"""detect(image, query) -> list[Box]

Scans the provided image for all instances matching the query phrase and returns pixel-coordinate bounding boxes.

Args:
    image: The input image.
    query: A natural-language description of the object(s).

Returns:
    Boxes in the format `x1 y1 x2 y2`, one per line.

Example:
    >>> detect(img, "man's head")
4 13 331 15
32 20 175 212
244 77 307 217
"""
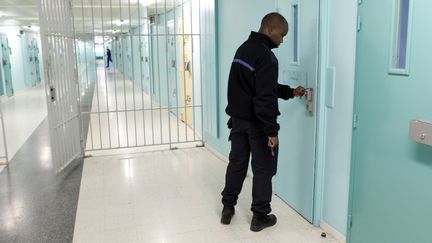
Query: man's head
259 12 289 47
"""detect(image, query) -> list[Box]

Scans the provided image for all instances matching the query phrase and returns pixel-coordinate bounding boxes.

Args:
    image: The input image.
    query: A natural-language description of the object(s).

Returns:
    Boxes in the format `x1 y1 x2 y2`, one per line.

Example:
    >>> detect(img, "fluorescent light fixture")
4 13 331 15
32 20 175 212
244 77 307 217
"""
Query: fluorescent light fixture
113 19 129 26
140 0 152 7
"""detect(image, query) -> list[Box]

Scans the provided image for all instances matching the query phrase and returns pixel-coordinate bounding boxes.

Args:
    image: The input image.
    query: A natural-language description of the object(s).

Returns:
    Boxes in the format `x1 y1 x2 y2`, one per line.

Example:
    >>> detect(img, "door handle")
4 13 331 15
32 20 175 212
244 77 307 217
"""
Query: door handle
305 88 313 114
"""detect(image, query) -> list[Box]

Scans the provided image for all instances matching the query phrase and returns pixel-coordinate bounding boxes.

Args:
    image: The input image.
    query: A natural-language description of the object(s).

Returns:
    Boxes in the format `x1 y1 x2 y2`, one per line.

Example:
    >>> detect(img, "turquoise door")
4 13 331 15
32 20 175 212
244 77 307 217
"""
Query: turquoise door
274 0 319 222
32 39 42 84
1 34 13 97
167 21 177 113
140 35 151 94
349 1 432 242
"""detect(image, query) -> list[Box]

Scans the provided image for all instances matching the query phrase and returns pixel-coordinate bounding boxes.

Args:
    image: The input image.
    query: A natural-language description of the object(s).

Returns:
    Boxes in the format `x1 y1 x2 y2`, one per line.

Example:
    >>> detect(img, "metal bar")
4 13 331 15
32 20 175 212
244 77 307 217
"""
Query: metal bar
198 0 204 143
100 0 112 149
109 0 121 148
81 0 94 150
128 0 138 147
155 0 164 145
137 2 147 146
164 0 173 148
81 105 203 114
189 0 197 141
74 33 202 37
173 0 180 143
146 3 155 145
90 0 103 149
119 0 130 147
181 0 188 142
86 140 202 152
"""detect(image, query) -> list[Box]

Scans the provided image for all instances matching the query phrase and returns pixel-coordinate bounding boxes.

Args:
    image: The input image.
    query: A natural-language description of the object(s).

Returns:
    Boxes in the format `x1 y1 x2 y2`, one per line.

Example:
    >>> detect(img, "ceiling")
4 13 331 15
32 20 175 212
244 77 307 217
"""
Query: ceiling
0 0 184 34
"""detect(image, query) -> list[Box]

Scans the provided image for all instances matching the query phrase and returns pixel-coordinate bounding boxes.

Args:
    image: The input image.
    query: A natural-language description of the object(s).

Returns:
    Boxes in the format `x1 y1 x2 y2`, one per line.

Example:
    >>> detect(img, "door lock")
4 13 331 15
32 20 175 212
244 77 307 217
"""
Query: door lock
305 88 313 114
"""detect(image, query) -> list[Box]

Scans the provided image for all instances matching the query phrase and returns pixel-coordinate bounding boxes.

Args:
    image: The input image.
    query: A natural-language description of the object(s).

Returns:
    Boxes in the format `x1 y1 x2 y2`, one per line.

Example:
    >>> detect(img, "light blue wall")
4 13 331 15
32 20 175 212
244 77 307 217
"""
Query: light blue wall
204 0 276 156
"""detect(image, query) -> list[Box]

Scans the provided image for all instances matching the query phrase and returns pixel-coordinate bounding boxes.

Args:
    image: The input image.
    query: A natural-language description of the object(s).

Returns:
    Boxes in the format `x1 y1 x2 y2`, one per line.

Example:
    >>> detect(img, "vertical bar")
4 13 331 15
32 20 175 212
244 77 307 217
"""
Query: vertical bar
146 3 155 145
180 0 188 141
100 0 112 149
137 1 147 146
81 0 94 151
164 0 172 147
90 0 103 149
155 0 164 144
173 0 180 143
198 0 204 142
119 0 130 147
128 0 138 146
109 0 121 148
189 0 197 141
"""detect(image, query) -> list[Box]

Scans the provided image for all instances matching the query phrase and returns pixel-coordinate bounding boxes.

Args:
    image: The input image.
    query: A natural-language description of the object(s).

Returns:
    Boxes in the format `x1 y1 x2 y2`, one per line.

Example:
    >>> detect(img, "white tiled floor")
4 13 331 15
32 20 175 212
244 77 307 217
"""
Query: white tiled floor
73 148 338 243
0 84 47 172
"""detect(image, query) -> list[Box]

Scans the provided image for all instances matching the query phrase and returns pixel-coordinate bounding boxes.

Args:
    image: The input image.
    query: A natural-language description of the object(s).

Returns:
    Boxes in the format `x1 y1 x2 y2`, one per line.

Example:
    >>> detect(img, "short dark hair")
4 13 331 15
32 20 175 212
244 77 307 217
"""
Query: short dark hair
261 12 288 29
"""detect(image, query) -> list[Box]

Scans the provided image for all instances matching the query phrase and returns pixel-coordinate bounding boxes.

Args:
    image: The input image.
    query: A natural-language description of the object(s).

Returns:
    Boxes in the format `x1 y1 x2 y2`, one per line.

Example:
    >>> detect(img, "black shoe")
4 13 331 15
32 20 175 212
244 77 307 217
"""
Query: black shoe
220 206 235 225
250 214 277 232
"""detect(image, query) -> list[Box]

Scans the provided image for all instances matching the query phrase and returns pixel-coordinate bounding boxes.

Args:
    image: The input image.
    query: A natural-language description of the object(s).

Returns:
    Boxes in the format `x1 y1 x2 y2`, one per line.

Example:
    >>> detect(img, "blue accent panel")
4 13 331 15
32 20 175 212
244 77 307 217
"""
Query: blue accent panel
232 59 255 72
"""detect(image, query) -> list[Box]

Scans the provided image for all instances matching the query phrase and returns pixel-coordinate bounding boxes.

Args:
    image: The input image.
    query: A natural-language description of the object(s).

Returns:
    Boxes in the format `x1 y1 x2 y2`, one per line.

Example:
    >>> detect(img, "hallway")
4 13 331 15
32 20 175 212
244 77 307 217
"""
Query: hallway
74 147 336 243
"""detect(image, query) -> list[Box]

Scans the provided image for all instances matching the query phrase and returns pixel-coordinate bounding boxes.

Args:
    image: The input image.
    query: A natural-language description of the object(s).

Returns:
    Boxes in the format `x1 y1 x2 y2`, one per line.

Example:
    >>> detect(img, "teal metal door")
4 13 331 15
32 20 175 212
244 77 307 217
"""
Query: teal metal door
349 1 432 242
32 39 42 84
1 34 13 97
167 21 177 113
274 0 319 222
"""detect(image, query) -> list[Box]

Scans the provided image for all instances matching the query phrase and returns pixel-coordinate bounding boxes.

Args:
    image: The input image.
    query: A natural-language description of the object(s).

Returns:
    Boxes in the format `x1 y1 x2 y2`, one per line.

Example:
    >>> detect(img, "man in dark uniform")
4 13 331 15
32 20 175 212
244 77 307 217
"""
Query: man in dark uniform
221 12 306 232
106 47 112 68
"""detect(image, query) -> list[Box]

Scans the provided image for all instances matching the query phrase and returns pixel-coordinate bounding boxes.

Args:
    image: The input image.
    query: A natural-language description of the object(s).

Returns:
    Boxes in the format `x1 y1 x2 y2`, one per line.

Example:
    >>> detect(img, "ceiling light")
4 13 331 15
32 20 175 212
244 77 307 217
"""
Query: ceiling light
113 19 129 26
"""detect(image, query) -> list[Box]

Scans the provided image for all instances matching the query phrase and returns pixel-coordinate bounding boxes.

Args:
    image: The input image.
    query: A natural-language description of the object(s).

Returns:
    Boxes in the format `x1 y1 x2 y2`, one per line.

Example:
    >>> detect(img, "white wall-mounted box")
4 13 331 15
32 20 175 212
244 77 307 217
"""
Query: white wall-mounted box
409 120 432 146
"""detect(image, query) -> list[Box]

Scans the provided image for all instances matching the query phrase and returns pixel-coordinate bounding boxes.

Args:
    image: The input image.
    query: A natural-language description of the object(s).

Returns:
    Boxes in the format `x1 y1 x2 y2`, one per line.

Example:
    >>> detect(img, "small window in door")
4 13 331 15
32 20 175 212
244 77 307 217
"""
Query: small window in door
292 3 299 64
389 0 412 75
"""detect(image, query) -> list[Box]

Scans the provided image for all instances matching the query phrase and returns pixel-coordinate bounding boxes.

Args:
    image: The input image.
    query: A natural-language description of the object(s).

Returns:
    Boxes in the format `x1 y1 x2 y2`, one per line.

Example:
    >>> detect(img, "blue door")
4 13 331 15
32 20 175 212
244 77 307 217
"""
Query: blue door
273 0 320 222
167 20 177 114
32 39 42 84
1 34 13 97
349 1 432 242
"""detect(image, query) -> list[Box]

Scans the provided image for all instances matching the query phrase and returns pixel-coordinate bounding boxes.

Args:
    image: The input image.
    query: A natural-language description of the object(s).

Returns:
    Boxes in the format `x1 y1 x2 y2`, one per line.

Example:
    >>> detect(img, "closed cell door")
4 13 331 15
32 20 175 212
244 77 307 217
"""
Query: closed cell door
348 0 432 242
167 20 177 113
177 18 193 127
32 39 42 83
273 0 319 222
0 34 13 97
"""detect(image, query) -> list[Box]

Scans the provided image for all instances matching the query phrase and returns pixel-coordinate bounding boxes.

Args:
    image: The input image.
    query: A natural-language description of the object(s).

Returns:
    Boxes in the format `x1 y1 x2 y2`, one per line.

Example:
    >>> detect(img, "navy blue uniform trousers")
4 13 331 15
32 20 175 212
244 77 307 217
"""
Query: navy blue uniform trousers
221 118 278 216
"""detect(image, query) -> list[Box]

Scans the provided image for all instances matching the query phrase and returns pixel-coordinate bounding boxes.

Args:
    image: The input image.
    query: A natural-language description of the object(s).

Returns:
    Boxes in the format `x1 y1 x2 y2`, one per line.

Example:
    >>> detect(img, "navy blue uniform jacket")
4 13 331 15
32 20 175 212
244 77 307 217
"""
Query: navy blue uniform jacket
225 31 294 137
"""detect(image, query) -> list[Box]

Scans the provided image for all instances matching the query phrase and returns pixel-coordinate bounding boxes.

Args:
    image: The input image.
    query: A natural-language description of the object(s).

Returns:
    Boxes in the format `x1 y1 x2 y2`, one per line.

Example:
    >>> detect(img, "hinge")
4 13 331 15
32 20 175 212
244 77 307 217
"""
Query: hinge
348 214 353 229
358 0 363 5
353 114 359 129
357 16 362 32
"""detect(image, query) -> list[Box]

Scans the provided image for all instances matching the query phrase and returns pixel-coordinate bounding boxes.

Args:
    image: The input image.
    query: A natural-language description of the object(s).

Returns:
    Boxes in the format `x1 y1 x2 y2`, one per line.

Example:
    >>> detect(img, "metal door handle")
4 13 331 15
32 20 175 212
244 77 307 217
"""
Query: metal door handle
305 88 313 114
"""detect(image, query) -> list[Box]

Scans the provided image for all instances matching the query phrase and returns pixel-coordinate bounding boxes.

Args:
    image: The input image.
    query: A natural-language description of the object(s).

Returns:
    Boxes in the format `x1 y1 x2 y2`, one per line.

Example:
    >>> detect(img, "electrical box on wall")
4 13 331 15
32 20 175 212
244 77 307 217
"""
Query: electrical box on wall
409 120 432 146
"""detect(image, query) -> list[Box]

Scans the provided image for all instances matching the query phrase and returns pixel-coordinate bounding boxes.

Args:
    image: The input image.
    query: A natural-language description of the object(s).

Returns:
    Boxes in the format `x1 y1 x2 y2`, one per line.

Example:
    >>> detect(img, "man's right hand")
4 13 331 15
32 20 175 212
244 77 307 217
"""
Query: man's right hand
268 136 279 149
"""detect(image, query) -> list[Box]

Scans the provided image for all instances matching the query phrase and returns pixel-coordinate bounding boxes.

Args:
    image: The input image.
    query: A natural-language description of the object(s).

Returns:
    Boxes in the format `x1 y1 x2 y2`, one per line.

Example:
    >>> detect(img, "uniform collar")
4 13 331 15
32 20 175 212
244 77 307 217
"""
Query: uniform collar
248 31 278 49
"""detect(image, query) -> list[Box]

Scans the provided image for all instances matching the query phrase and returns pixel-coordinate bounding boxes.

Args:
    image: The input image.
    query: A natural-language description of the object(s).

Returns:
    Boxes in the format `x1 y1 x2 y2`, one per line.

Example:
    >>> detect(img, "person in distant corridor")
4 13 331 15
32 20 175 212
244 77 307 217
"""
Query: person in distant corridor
106 47 112 68
221 12 306 232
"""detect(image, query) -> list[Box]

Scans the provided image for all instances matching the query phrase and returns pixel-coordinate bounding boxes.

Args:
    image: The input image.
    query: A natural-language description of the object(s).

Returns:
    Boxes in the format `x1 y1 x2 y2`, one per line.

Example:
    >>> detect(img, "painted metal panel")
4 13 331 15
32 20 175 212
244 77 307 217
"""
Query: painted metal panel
274 0 320 223
38 0 83 172
348 0 432 242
